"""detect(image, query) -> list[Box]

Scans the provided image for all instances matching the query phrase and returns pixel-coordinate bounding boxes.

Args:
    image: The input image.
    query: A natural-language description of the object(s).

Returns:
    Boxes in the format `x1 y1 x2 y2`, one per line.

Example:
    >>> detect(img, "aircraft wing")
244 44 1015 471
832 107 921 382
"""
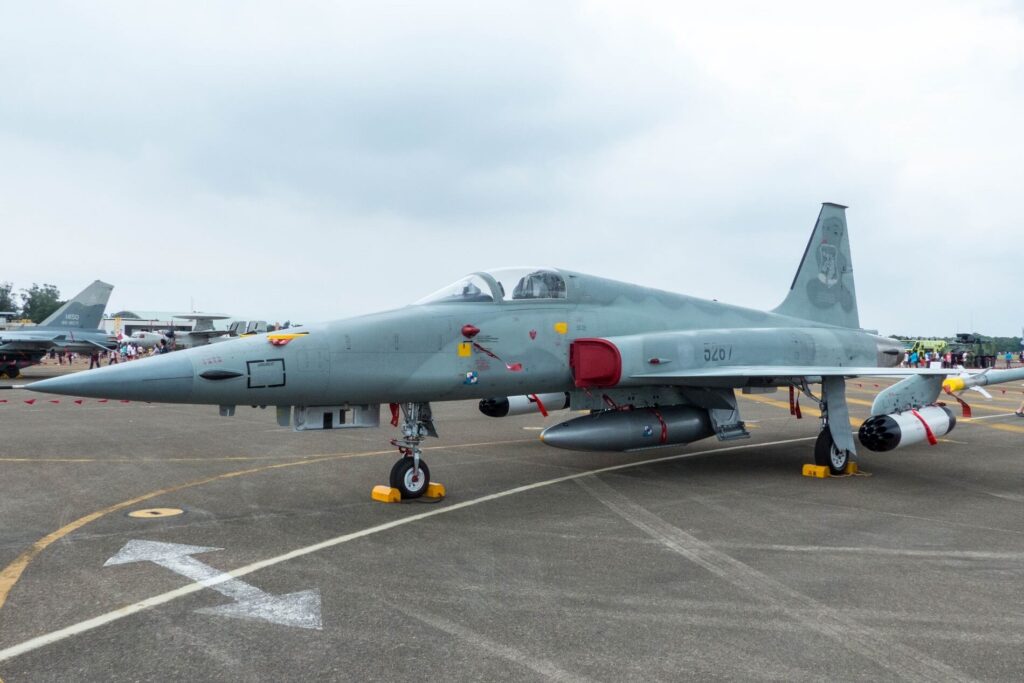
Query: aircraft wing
83 338 117 350
187 330 229 338
0 334 64 351
632 366 953 382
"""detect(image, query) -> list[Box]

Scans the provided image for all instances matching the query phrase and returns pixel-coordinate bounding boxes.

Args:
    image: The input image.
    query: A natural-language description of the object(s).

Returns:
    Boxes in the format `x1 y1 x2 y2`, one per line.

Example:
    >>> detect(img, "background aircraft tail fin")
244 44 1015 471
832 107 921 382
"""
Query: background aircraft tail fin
772 203 860 328
40 280 114 330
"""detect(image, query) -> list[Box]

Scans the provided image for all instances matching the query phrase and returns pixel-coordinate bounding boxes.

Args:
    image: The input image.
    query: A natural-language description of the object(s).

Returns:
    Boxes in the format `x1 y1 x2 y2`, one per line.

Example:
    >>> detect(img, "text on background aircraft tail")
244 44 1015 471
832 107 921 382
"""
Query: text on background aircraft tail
772 203 859 329
40 280 114 330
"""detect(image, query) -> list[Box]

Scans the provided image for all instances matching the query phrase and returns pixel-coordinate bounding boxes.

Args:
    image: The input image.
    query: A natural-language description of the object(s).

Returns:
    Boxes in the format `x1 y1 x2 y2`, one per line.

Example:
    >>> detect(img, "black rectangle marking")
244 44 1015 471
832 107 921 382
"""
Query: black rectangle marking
247 359 286 388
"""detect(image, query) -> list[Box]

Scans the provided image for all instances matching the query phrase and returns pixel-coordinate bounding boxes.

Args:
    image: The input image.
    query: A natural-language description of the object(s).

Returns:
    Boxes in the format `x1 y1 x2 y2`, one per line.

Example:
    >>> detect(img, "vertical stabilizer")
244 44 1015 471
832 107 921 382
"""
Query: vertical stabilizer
773 203 859 328
39 280 114 330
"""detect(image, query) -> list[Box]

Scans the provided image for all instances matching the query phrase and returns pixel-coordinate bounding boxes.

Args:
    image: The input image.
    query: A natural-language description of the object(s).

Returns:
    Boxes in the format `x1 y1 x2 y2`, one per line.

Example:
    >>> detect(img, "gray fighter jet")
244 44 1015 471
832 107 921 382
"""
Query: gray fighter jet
1 280 116 377
28 207 1024 497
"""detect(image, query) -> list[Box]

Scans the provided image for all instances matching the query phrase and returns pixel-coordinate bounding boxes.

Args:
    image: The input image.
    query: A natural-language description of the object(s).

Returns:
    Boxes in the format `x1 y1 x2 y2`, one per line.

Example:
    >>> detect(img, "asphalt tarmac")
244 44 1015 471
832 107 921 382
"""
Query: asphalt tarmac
1 362 1023 681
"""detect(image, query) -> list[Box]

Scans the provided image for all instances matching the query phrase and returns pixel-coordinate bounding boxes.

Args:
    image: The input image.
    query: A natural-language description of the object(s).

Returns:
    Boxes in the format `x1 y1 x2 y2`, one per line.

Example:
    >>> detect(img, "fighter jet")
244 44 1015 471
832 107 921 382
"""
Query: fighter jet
28 206 1024 497
0 280 116 378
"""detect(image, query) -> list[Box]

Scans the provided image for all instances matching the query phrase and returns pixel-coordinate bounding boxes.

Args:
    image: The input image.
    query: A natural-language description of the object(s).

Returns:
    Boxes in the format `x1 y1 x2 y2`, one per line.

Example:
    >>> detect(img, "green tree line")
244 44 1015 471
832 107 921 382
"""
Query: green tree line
0 282 65 324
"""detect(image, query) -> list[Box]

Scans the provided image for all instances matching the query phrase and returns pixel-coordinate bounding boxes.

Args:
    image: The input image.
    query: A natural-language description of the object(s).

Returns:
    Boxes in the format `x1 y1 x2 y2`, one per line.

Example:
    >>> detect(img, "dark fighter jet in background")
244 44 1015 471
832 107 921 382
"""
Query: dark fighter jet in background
1 280 115 378
29 205 1024 497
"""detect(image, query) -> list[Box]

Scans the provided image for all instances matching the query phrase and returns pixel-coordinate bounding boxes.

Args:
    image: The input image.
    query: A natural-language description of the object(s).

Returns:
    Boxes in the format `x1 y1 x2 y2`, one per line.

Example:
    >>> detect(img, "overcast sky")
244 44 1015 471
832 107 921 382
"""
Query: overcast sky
1 1 1021 336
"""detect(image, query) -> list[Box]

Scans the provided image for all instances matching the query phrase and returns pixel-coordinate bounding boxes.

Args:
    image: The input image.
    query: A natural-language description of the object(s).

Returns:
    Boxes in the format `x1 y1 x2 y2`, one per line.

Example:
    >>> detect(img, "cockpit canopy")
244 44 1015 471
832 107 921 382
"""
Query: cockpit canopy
415 268 568 305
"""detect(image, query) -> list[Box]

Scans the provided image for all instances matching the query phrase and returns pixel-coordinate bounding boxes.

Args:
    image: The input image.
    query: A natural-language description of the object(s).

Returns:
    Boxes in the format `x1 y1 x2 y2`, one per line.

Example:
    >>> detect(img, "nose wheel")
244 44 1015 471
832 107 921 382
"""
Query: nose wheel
390 456 431 499
380 402 440 501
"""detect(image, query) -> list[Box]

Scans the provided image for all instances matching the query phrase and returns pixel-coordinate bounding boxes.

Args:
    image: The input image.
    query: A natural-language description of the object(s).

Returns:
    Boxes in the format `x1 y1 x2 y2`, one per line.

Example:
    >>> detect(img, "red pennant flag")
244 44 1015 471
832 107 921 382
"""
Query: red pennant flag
74 399 83 405
24 399 36 405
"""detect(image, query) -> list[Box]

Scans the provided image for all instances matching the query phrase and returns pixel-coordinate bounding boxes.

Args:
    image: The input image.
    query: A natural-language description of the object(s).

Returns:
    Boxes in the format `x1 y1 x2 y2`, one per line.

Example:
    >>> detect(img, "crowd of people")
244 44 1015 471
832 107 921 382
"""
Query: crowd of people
48 340 172 370
901 349 1024 369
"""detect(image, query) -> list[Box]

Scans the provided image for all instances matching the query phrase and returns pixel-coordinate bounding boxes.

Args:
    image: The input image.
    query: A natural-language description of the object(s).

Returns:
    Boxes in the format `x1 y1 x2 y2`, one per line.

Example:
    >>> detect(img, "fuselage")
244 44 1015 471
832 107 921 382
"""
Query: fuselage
29 269 900 405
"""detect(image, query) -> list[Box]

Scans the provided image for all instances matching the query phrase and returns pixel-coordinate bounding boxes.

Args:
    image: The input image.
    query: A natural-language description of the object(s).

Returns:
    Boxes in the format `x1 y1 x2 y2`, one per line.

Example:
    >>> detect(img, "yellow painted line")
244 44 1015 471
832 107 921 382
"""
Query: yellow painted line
0 455 342 464
739 394 861 427
0 438 531 613
741 390 1024 436
961 420 1024 435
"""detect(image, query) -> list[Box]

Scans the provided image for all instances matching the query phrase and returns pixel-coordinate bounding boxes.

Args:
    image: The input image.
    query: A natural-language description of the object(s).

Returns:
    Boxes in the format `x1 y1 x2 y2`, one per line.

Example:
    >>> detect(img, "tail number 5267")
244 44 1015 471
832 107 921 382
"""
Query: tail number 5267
703 343 733 362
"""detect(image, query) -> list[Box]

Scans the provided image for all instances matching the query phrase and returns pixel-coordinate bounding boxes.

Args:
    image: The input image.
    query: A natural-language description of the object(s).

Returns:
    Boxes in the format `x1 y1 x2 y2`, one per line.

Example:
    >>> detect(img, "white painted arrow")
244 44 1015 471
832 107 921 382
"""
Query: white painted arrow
104 540 322 630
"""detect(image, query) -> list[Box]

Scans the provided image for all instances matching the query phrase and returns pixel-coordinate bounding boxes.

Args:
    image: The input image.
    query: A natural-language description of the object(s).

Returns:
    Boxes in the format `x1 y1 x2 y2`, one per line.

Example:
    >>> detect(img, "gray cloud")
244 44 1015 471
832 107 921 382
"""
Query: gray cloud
0 1 1021 335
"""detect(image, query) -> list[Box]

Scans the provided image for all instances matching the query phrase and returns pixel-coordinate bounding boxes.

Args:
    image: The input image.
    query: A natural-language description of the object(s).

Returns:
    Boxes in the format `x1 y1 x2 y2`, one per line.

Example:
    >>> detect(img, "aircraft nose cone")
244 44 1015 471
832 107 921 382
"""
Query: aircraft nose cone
29 353 195 402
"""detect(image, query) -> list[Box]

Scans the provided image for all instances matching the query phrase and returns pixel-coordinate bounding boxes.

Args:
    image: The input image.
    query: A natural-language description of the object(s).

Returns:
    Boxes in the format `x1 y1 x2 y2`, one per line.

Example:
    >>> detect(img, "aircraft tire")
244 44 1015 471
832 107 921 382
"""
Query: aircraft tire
814 429 849 475
390 457 430 499
3 364 17 379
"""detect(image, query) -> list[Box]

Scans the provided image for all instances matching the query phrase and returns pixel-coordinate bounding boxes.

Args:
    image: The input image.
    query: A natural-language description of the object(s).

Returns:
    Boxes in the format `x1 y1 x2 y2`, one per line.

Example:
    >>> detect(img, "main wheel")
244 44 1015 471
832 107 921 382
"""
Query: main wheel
3 364 17 379
389 457 431 499
814 429 849 475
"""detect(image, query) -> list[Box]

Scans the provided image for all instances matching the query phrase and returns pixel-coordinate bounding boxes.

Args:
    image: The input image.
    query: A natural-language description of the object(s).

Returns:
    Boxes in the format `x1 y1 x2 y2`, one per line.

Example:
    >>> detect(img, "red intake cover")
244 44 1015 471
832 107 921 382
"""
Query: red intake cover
570 338 622 388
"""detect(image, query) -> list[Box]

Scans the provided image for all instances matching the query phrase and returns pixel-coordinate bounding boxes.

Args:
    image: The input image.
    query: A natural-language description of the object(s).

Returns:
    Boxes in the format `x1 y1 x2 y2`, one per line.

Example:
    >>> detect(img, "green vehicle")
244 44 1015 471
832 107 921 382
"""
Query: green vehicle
949 333 999 368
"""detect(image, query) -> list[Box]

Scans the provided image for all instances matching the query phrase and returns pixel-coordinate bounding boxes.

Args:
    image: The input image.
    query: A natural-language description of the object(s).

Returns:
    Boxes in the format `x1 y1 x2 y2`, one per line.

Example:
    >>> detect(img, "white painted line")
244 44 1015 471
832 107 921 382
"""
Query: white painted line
963 412 1020 421
712 542 1024 561
0 436 814 663
575 476 971 681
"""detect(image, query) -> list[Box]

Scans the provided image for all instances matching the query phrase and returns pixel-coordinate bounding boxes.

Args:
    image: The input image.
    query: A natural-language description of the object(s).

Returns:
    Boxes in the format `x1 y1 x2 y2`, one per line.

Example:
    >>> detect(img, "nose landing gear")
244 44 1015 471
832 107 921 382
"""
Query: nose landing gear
387 402 439 500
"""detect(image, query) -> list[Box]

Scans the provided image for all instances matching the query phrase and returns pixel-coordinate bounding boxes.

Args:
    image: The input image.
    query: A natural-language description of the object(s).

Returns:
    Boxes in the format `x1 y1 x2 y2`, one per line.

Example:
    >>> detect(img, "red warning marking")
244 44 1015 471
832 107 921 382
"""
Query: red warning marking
649 408 668 444
49 400 60 404
943 387 972 418
74 399 83 405
528 394 548 417
24 399 36 405
98 399 108 403
909 409 938 445
389 403 400 427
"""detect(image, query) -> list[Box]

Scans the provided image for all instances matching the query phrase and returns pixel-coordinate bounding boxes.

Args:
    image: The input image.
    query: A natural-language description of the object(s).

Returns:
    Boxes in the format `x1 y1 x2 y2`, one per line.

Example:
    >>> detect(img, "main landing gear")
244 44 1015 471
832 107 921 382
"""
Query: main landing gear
798 376 856 476
814 428 849 475
388 402 438 499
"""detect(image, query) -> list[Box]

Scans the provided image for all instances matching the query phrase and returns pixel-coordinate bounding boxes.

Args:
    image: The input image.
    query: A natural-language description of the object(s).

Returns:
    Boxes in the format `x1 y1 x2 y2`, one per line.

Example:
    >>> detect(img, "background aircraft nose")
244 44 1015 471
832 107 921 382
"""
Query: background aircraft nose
28 353 196 402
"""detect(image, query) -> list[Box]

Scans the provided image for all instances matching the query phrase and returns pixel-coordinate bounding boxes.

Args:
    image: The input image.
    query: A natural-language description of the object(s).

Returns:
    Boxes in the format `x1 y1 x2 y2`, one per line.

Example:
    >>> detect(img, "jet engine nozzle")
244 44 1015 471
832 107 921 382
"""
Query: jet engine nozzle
858 405 956 452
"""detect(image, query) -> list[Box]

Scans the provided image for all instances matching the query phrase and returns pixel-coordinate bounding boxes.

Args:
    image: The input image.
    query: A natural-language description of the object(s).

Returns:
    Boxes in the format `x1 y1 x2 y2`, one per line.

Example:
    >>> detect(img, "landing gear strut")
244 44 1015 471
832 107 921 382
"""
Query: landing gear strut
810 376 856 475
389 402 437 499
